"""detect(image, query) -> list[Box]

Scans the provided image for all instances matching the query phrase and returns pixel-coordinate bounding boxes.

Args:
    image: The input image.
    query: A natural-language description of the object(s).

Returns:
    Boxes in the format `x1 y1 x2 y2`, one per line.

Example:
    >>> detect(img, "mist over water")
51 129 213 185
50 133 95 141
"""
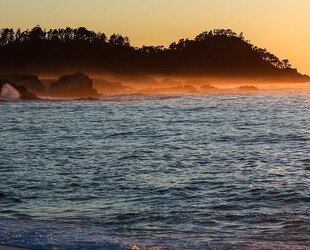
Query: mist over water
0 94 309 250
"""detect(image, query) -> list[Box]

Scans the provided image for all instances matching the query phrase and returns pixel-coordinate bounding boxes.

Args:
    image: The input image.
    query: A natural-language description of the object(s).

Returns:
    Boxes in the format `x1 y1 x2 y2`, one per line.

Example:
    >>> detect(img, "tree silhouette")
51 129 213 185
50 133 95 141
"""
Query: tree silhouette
47 29 60 41
0 26 308 82
74 27 95 41
29 25 45 41
282 59 291 68
109 33 130 47
0 28 14 46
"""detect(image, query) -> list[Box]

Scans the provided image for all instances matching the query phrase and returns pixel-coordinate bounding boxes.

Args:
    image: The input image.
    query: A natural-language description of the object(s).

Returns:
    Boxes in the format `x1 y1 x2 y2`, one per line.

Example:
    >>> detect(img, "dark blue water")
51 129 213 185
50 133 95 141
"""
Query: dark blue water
0 94 309 250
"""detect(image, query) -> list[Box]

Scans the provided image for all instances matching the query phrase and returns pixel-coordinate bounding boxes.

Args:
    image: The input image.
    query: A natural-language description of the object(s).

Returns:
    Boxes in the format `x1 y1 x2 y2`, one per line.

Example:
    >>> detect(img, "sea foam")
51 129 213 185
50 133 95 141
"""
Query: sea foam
0 83 21 101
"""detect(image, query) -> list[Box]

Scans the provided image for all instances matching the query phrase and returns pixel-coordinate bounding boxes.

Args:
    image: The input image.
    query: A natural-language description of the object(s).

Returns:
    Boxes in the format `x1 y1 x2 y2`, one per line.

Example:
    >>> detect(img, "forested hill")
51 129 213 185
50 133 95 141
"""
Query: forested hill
0 26 309 82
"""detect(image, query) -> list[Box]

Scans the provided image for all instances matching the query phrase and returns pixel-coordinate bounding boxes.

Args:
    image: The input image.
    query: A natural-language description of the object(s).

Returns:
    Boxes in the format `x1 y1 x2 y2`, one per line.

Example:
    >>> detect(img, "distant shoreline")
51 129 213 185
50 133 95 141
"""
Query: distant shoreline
0 27 309 83
1 71 310 101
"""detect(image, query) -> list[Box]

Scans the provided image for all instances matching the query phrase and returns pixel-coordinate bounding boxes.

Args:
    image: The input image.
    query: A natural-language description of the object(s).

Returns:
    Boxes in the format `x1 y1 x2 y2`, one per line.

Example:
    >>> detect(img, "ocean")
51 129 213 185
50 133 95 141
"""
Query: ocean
0 94 309 250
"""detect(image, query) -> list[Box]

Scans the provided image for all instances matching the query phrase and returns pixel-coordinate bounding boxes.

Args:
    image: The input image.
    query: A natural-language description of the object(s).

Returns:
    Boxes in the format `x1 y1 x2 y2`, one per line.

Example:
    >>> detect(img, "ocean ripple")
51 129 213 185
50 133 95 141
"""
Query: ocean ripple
0 94 309 249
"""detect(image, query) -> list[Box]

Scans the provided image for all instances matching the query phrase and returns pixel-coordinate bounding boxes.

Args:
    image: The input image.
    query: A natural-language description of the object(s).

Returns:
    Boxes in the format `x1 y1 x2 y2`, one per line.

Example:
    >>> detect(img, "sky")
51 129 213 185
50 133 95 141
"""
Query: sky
0 0 310 75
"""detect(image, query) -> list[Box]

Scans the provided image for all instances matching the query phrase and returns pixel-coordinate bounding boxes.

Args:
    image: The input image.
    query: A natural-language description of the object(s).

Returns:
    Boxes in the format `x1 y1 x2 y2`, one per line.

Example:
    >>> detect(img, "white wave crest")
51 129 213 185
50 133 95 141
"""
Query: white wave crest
0 83 21 101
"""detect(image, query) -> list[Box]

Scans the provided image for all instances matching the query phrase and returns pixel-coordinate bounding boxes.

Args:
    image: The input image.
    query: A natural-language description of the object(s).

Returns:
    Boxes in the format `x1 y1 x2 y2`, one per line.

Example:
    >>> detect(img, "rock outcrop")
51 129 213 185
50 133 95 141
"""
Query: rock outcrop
0 74 46 95
140 85 200 94
0 80 39 100
238 85 258 91
49 72 99 98
199 85 218 92
93 79 133 94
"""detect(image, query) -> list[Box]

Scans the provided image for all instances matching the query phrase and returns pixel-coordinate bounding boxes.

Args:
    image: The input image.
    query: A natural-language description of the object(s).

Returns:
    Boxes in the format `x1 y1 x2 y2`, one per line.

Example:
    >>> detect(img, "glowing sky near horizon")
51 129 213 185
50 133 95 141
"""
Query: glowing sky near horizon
1 0 310 75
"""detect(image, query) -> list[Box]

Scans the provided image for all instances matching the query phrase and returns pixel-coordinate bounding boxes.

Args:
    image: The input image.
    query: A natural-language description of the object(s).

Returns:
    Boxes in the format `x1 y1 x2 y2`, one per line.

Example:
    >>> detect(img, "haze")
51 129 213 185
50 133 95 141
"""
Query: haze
0 0 309 75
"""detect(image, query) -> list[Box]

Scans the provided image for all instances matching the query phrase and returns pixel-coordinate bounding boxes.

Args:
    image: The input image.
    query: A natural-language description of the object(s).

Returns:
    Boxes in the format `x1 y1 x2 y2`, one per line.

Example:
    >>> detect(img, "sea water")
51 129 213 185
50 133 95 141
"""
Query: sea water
0 94 309 250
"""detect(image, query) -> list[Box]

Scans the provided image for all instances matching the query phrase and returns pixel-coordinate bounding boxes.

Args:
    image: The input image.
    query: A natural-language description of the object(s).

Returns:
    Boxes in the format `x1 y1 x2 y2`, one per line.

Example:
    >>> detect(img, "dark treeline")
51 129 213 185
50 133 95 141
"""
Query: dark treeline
0 26 308 81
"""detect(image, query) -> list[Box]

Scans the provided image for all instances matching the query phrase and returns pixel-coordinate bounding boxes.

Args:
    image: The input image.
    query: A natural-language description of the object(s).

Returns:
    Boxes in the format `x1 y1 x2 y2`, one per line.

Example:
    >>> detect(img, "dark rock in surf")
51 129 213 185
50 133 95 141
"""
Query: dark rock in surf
0 74 46 95
199 84 218 92
49 72 99 98
75 97 99 101
15 85 40 100
93 79 133 95
238 85 258 91
140 85 200 94
0 80 39 100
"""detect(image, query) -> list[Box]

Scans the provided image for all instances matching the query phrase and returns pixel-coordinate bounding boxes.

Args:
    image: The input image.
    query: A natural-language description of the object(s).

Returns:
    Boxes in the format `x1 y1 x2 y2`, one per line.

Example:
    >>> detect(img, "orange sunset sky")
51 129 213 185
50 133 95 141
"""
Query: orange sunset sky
1 0 310 75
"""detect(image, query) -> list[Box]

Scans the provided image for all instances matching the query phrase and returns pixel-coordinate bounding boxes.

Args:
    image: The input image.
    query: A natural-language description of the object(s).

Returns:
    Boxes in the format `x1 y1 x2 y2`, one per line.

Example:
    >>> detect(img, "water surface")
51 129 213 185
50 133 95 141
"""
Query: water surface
0 94 309 249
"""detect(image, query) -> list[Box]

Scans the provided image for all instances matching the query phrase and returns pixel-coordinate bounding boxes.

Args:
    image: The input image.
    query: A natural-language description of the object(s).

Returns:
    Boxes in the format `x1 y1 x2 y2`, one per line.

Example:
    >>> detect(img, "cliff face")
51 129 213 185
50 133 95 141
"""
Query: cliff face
49 72 99 98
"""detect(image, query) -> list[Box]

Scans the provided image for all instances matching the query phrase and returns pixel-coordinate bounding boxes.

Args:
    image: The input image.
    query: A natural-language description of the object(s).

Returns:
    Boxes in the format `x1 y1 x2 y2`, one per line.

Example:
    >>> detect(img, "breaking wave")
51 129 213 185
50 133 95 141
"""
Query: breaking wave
0 83 21 101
